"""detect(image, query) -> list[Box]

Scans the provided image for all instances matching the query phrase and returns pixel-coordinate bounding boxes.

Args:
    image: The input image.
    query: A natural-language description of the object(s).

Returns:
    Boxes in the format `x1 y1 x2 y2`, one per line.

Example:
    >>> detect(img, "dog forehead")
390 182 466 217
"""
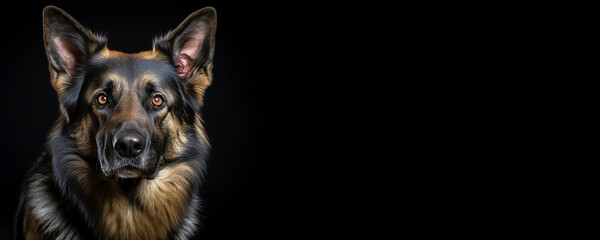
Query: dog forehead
90 49 175 84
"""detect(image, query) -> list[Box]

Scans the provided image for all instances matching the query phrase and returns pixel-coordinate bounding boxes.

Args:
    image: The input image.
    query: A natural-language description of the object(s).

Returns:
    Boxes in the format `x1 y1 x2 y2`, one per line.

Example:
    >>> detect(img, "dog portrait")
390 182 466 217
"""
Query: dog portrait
13 6 216 239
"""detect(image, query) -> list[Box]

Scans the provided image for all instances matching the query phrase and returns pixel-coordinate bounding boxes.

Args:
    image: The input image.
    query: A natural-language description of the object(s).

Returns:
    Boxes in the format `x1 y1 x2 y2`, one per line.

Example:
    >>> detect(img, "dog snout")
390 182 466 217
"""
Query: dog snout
114 129 146 158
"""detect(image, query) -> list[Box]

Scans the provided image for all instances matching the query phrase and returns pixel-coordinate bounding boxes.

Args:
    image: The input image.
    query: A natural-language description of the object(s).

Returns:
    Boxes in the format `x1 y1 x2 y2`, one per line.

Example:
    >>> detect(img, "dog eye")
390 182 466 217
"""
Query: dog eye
97 94 108 105
152 96 164 107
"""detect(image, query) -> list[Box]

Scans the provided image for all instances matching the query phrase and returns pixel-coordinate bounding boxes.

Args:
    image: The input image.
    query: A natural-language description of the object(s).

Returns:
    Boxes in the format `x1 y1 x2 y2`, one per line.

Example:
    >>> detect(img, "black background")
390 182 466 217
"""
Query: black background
0 1 595 239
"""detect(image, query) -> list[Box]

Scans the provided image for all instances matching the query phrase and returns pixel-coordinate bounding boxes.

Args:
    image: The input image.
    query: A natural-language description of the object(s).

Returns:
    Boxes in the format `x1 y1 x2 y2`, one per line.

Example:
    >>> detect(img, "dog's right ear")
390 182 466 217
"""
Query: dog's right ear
43 6 106 121
43 6 105 93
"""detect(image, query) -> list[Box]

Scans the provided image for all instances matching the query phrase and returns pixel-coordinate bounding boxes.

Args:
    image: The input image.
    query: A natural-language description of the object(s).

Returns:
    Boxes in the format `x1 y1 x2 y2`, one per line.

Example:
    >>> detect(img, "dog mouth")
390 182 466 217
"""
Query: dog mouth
103 162 158 179
116 166 143 179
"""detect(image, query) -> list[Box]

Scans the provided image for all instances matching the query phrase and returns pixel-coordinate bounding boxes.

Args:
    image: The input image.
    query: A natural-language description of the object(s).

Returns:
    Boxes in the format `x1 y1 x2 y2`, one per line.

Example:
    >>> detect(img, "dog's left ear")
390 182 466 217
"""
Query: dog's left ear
155 7 216 95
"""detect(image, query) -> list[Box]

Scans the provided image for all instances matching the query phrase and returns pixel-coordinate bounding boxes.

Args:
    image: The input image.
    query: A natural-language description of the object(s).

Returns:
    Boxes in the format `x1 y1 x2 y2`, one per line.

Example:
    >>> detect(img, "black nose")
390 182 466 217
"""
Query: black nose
114 131 145 158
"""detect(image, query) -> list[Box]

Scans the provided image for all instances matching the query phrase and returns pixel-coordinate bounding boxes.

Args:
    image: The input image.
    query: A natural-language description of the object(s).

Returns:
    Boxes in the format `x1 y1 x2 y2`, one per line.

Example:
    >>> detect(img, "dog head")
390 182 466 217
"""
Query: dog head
43 6 215 179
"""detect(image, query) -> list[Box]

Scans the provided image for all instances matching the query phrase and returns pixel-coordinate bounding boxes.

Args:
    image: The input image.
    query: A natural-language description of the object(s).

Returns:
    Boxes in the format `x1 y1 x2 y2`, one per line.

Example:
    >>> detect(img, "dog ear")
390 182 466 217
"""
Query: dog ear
154 7 216 98
43 6 105 78
43 6 106 121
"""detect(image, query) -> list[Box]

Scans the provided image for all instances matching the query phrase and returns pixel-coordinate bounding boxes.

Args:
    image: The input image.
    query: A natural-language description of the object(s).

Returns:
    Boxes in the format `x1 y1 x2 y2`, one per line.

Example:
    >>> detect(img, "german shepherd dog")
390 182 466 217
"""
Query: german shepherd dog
14 6 216 240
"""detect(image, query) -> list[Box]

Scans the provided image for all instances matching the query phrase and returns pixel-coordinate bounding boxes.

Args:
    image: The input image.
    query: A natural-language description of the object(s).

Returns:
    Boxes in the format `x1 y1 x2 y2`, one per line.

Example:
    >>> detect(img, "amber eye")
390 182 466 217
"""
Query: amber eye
97 94 108 105
152 96 164 107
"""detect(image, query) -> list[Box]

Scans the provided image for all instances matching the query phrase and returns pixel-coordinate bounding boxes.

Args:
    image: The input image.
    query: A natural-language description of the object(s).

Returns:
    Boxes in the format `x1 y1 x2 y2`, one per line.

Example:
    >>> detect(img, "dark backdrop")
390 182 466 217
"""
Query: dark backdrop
0 2 594 239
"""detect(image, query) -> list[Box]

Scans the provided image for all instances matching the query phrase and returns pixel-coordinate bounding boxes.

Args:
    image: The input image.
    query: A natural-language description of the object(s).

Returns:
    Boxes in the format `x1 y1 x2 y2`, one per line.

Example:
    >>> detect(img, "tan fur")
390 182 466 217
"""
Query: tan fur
187 68 212 103
163 113 191 161
50 74 74 118
71 114 96 158
107 81 147 125
65 157 196 240
136 71 178 101
50 74 70 98
99 48 166 60
101 72 126 96
23 205 43 240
